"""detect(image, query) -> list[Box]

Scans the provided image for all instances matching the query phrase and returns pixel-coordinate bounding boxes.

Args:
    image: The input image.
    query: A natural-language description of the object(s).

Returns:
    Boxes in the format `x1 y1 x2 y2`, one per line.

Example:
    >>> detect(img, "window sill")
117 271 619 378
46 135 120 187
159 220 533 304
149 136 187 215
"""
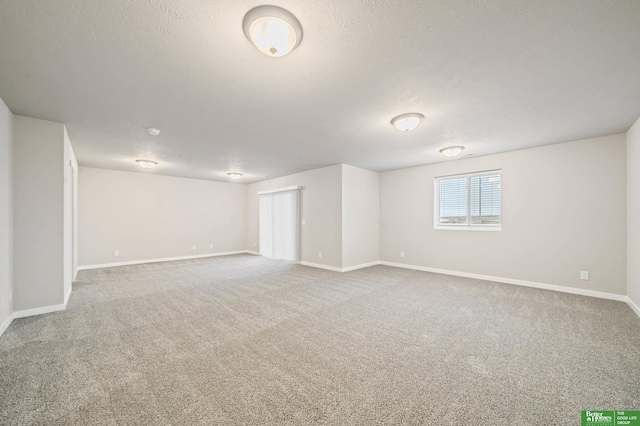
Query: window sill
434 225 502 232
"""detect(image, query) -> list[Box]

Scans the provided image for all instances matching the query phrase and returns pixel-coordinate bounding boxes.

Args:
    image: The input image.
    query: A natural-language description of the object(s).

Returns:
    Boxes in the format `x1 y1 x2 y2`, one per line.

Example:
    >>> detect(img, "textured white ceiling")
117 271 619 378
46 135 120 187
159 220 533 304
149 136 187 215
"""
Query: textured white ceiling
1 0 639 183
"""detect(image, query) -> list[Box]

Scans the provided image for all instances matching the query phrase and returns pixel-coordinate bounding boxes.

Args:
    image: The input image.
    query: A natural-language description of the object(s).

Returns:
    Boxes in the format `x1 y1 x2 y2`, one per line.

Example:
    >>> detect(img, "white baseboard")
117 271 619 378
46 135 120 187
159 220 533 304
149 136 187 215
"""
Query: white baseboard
299 261 344 272
0 302 68 338
246 251 260 255
299 260 381 273
0 313 13 337
77 250 250 271
65 288 72 306
379 261 628 302
1 285 77 338
627 297 640 318
342 261 382 272
13 303 67 319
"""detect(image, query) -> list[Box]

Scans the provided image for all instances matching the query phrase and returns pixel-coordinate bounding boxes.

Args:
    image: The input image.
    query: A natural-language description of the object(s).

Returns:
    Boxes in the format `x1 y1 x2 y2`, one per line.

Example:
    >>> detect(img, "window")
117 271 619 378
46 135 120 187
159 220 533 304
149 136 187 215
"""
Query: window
434 170 501 230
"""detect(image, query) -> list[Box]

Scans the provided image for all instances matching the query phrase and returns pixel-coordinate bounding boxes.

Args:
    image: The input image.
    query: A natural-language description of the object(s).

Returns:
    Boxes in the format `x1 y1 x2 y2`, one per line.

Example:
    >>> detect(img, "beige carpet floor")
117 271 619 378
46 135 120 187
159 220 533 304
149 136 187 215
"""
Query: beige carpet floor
0 254 638 425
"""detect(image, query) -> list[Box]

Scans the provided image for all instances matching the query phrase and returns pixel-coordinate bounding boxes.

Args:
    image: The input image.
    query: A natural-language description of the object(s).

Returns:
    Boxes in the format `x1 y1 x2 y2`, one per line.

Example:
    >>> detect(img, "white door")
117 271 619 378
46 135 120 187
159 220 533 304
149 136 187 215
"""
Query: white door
259 189 299 261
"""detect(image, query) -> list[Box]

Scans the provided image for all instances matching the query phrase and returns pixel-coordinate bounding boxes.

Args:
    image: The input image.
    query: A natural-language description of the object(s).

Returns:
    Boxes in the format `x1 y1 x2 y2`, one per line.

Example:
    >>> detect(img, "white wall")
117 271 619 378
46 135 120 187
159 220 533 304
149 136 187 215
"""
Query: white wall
627 117 640 310
78 167 247 266
13 116 66 311
342 164 380 268
0 97 13 333
380 134 627 295
247 165 343 269
63 128 78 301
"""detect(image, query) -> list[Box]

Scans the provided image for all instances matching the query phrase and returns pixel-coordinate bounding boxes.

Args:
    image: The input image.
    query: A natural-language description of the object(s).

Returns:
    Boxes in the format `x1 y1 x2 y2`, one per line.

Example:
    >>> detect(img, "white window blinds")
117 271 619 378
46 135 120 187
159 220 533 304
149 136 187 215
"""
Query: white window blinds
435 170 501 229
259 189 300 261
470 174 501 225
439 177 468 225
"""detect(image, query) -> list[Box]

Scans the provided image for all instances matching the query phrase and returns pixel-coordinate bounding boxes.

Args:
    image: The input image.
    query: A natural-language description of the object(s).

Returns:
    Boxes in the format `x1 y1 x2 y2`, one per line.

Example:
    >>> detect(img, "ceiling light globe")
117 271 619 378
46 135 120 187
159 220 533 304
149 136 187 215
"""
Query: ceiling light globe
439 146 465 158
136 160 158 169
391 113 424 132
227 173 243 180
243 6 303 57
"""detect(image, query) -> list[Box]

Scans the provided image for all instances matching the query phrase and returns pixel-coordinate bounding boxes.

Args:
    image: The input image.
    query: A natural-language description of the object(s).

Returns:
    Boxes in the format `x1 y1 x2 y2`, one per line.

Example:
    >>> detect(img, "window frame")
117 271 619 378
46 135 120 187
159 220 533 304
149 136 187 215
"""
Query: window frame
433 169 502 231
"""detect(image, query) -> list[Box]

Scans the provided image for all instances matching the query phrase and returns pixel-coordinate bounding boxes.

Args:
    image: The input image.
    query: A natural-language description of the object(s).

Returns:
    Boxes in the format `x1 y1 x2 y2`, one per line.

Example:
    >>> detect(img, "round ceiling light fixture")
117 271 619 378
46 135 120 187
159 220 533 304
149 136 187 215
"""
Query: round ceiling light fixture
243 5 303 57
136 159 158 169
390 113 424 132
227 172 243 180
147 128 161 136
439 146 465 158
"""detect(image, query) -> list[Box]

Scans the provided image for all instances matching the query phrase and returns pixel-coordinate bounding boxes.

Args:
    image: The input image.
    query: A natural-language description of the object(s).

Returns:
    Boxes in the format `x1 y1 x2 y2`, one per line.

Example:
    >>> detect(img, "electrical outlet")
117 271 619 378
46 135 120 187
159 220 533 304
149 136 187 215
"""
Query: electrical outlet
254 242 257 247
8 289 12 302
210 244 213 249
318 252 322 259
114 250 119 257
301 219 306 225
400 251 405 258
192 245 197 250
580 271 589 281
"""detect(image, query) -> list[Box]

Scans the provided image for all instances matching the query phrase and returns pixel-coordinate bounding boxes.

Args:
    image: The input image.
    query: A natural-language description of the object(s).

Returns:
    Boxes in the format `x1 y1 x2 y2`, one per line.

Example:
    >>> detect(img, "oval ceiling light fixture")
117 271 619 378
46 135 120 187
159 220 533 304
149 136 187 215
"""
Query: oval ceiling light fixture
439 146 465 158
391 113 424 132
243 5 303 57
227 172 243 180
147 128 161 136
136 159 158 169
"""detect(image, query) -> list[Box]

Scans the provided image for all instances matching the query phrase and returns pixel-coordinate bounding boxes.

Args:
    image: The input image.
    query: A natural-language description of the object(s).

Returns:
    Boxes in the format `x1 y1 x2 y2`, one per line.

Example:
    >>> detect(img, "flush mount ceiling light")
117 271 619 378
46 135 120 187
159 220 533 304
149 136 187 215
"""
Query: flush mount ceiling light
439 146 465 158
227 172 243 180
136 159 158 169
390 113 424 132
147 128 160 136
243 5 303 57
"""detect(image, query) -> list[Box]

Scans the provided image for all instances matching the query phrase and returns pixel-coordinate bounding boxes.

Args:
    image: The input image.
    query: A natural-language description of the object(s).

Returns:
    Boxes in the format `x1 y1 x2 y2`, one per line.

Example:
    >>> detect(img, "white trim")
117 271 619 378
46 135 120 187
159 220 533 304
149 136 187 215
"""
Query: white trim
0 314 13 337
434 225 502 232
379 261 628 302
65 288 72 306
627 297 640 318
435 169 502 180
13 303 66 319
258 185 300 195
246 250 260 255
342 261 382 272
299 261 343 272
299 260 381 273
0 290 75 337
77 250 249 270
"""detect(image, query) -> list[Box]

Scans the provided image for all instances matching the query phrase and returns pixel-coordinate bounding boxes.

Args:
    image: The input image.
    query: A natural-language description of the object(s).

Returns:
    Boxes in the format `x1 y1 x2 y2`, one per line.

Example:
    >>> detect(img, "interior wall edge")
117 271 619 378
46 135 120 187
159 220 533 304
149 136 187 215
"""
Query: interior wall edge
626 114 640 313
